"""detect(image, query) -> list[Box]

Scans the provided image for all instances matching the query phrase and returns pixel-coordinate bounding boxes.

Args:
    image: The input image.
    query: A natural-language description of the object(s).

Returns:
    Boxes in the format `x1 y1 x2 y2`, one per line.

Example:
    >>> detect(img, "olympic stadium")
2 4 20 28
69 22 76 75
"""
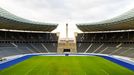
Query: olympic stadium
0 2 134 75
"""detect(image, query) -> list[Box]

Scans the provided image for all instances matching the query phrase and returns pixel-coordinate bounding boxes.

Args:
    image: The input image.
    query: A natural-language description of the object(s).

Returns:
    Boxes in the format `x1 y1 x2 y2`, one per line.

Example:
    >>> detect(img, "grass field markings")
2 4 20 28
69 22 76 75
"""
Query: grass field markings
23 61 42 75
84 72 87 75
46 71 49 75
1 56 134 75
101 69 109 75
23 64 37 75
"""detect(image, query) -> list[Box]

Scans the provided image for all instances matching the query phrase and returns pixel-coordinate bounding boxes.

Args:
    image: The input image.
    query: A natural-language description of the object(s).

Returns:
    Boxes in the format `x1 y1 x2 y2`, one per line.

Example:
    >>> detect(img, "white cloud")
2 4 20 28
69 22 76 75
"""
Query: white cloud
0 0 134 38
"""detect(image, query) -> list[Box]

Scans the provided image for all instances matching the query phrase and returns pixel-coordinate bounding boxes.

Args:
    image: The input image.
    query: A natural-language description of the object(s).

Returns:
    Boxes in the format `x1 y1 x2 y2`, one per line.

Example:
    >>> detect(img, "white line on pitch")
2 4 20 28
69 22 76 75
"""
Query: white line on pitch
101 69 109 75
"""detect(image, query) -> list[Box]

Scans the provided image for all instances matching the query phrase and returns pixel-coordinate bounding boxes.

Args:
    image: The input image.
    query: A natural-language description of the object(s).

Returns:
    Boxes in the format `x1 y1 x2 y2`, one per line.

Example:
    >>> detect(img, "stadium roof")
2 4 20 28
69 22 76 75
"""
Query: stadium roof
77 9 134 32
0 7 58 32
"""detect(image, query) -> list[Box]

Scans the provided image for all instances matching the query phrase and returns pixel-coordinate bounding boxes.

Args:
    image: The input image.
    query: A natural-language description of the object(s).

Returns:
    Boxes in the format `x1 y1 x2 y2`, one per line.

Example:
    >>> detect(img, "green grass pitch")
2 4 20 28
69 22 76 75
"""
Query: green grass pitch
0 56 134 75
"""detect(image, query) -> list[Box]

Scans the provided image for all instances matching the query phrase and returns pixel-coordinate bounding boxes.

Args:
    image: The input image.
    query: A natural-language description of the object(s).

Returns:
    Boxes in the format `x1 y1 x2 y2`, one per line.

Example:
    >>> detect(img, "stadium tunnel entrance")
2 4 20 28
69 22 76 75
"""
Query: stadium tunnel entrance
64 49 71 52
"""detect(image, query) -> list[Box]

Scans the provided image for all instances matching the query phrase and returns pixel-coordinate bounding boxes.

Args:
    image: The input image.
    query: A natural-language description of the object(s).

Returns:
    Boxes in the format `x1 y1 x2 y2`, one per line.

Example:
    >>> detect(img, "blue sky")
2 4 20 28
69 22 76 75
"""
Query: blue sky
0 0 134 38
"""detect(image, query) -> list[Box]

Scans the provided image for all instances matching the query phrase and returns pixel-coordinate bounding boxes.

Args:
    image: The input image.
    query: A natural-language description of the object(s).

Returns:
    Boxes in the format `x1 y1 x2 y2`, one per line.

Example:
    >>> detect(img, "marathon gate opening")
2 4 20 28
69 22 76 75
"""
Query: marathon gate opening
64 49 71 52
